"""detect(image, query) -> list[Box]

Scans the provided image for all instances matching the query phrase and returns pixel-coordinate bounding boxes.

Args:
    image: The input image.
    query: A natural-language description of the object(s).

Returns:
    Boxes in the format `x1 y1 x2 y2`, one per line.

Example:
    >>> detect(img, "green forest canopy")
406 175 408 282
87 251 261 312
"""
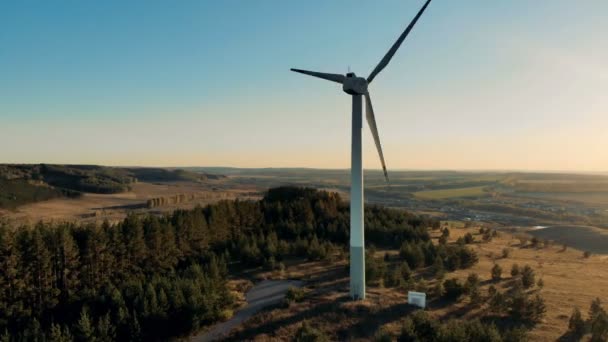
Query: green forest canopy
0 186 461 341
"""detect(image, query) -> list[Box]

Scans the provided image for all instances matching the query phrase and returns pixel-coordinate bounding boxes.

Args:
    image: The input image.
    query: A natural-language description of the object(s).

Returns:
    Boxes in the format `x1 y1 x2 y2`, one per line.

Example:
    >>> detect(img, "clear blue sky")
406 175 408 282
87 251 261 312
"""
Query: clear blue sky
1 1 607 170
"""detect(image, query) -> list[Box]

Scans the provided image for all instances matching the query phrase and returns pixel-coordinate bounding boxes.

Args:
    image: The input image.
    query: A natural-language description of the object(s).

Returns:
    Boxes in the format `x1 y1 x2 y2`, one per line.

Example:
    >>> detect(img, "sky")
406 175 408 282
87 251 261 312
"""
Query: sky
1 0 607 171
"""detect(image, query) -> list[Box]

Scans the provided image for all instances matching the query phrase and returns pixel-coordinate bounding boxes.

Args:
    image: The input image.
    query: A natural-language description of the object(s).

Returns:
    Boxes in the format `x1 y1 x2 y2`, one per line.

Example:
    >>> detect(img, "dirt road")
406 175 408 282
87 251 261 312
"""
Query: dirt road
191 279 303 342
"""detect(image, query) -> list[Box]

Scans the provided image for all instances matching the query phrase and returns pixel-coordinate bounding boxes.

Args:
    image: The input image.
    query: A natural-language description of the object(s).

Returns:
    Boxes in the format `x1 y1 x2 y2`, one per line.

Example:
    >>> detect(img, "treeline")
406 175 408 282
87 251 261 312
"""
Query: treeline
0 179 79 210
397 311 528 342
0 187 440 341
146 194 196 208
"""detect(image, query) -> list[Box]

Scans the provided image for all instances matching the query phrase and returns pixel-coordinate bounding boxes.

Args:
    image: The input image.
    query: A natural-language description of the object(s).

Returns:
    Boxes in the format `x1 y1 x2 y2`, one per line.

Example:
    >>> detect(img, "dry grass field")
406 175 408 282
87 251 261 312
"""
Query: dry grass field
224 225 608 341
0 179 261 225
445 227 608 341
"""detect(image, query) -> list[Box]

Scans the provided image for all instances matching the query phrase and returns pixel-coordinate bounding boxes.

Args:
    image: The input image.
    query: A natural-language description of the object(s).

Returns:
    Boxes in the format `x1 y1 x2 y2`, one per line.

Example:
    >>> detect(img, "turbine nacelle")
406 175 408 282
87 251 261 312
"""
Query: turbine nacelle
342 73 368 95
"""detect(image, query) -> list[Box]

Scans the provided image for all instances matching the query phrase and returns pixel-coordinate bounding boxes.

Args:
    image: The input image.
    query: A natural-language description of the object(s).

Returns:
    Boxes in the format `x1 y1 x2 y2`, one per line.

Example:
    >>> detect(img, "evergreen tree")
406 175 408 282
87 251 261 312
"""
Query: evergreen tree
521 265 535 289
491 263 502 282
74 308 94 342
568 307 586 339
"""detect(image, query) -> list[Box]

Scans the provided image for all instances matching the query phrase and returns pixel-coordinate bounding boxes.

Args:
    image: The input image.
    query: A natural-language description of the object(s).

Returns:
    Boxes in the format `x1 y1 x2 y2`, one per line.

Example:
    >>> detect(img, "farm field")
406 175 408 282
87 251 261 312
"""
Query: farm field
413 186 488 199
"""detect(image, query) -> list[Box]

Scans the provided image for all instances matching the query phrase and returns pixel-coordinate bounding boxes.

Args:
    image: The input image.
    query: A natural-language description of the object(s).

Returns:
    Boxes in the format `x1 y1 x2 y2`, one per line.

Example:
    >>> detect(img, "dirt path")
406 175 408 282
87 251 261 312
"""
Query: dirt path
191 279 304 342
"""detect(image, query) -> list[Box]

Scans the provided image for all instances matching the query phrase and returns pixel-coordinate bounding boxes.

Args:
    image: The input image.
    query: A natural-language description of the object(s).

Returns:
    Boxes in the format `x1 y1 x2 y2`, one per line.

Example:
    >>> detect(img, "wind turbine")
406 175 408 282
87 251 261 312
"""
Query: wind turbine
291 0 433 300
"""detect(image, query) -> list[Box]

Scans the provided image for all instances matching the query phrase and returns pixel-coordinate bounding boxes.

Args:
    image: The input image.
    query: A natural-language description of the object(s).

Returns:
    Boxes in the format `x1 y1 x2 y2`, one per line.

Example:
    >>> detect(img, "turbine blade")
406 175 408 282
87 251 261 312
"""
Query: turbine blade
365 92 389 183
367 0 432 84
290 68 345 84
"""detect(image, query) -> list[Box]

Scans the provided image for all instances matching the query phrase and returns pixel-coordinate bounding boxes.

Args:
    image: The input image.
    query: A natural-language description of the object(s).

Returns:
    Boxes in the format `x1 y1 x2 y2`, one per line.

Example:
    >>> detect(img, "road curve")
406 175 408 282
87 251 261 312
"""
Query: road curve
191 279 304 342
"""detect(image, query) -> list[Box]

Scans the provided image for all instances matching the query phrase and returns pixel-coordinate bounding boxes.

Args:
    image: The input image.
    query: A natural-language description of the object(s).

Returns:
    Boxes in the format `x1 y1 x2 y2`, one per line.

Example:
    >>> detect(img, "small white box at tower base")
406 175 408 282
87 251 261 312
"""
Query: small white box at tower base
408 291 426 308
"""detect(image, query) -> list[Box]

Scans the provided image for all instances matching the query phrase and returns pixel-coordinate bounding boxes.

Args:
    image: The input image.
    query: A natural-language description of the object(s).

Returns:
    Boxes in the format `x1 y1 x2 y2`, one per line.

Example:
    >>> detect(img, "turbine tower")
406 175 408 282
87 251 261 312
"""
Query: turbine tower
291 0 433 300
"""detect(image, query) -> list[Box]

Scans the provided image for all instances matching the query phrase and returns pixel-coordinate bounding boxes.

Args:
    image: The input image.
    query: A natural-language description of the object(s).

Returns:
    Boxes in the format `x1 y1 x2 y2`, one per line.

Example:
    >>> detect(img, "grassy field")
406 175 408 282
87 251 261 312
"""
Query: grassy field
413 186 488 199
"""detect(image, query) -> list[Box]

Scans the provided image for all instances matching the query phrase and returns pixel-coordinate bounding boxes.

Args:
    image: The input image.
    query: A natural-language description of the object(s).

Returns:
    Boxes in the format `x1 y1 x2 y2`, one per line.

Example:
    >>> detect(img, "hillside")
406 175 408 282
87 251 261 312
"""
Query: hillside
0 164 224 209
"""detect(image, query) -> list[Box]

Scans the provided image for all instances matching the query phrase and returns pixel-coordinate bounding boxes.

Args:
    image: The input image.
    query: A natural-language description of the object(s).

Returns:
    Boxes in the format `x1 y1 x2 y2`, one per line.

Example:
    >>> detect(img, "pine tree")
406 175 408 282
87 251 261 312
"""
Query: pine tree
54 226 80 301
74 308 94 342
591 311 608 342
521 265 535 289
0 225 23 324
96 313 115 342
48 323 72 342
589 298 606 322
27 225 59 315
568 307 585 339
121 215 146 276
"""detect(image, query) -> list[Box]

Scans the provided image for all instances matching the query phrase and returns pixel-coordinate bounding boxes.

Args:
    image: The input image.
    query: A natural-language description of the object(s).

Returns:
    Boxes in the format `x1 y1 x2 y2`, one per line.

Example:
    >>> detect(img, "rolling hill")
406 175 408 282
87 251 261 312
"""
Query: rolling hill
0 164 223 209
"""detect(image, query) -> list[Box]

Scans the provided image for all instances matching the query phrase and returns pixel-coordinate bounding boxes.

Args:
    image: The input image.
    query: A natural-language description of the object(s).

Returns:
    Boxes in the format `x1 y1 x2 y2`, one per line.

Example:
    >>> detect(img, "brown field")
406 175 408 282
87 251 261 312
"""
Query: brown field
0 179 261 225
224 225 608 341
445 227 608 341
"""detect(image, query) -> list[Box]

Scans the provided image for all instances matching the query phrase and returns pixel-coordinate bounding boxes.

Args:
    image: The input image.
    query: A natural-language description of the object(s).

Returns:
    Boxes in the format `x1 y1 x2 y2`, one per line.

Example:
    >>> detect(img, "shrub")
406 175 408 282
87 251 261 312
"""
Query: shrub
366 253 387 284
218 309 233 321
400 262 412 281
286 287 306 303
531 237 540 248
399 318 417 342
442 228 450 238
488 285 497 297
537 278 544 289
584 251 592 258
502 248 511 258
410 311 440 341
511 263 520 277
431 257 444 278
465 273 480 293
463 320 501 341
464 233 474 244
443 278 464 301
489 291 507 314
482 230 493 242
385 267 404 288
374 328 392 342
516 234 530 247
432 281 445 298
491 264 502 282
502 327 529 342
294 322 329 342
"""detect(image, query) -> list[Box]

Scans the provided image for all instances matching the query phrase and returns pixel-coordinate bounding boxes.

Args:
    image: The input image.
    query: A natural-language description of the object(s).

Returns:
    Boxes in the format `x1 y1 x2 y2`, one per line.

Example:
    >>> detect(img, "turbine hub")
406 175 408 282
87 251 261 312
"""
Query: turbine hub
342 73 368 95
